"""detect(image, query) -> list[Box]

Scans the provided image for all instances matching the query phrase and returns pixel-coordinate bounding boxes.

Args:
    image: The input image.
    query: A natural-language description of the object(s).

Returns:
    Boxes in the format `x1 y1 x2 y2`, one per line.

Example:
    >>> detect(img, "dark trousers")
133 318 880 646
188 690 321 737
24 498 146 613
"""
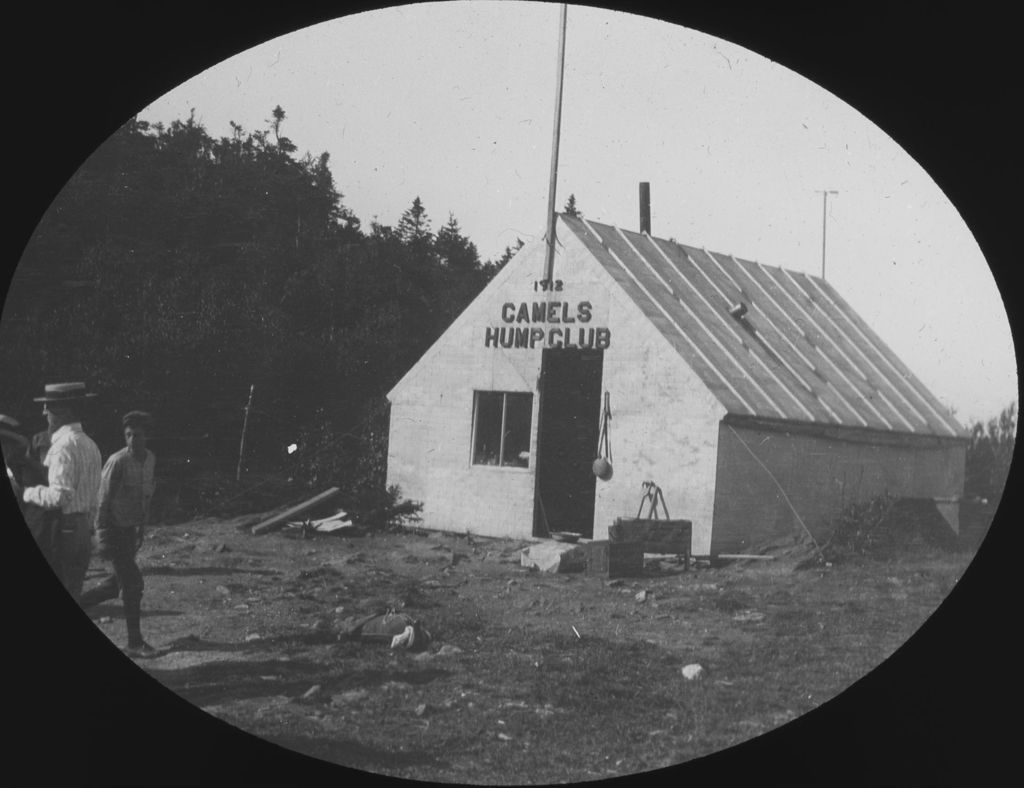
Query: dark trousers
54 513 92 602
80 528 144 612
23 505 60 575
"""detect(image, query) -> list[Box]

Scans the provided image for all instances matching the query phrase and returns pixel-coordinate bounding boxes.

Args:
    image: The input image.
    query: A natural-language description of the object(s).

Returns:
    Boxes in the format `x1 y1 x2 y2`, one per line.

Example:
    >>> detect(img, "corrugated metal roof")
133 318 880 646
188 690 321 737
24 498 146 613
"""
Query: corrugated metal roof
561 214 965 438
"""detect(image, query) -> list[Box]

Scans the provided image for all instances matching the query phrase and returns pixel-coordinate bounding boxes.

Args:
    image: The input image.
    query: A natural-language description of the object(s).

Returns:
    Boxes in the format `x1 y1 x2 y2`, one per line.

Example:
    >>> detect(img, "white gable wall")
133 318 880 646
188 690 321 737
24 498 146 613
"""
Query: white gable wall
590 280 726 555
387 216 726 548
387 237 546 539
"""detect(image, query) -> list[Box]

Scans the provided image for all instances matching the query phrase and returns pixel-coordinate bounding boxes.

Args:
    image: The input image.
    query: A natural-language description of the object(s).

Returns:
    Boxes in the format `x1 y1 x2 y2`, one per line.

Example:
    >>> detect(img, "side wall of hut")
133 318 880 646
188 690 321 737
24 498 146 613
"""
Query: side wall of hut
710 422 967 554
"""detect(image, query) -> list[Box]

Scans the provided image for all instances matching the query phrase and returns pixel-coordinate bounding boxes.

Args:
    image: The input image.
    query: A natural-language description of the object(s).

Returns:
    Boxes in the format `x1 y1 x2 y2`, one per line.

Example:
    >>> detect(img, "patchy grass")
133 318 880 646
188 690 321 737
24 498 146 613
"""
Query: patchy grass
90 518 976 784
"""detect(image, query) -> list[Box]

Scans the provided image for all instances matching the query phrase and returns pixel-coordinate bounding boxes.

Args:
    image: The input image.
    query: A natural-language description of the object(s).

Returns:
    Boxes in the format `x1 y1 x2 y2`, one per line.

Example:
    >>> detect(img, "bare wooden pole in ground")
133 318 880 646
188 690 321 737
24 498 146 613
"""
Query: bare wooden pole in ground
236 384 255 482
532 3 568 541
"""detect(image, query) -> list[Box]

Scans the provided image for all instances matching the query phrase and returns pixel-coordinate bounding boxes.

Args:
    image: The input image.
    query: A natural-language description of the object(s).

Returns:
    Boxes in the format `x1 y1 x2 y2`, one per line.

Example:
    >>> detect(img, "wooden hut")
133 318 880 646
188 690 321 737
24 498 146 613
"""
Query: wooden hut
386 211 966 556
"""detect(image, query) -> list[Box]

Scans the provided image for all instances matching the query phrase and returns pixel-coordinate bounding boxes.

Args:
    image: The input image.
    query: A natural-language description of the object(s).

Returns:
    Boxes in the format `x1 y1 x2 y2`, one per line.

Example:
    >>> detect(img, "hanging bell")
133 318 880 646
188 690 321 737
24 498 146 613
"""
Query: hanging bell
592 456 613 481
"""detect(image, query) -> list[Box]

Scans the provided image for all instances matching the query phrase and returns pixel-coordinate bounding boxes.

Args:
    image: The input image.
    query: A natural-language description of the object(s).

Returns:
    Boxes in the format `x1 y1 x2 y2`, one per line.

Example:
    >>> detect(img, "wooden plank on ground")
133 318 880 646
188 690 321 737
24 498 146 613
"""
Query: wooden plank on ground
251 487 342 535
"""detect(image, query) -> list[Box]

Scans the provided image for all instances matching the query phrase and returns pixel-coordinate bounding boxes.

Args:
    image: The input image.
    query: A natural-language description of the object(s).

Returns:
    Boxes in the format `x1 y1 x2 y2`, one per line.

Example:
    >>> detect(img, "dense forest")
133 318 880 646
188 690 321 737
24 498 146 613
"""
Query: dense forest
1 107 1014 523
0 108 523 519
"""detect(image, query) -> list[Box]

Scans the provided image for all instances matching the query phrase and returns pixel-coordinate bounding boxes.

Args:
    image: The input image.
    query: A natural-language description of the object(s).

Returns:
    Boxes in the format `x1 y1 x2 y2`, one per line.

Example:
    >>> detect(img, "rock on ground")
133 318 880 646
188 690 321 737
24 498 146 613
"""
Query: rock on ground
681 664 704 680
520 542 586 573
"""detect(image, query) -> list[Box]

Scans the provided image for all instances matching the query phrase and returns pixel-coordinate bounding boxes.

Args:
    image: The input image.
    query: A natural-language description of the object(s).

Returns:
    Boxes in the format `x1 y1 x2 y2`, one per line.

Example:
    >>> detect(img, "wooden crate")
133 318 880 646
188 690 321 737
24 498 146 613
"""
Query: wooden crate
609 518 692 570
585 540 644 578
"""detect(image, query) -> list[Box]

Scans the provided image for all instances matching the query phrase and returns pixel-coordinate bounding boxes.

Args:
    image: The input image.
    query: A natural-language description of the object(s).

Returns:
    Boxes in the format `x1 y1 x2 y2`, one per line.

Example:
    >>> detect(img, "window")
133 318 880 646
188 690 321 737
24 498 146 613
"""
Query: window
471 391 533 468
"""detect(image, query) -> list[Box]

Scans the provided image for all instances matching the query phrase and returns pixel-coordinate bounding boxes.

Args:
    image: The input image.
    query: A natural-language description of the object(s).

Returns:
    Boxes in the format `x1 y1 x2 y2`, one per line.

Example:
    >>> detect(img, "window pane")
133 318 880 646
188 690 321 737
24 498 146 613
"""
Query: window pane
501 393 533 467
472 392 503 465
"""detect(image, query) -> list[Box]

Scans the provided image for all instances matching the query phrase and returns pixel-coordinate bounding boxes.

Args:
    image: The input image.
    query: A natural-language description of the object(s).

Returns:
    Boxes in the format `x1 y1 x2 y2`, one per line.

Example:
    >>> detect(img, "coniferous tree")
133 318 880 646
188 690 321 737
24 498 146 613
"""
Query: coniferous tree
435 213 480 274
397 196 432 246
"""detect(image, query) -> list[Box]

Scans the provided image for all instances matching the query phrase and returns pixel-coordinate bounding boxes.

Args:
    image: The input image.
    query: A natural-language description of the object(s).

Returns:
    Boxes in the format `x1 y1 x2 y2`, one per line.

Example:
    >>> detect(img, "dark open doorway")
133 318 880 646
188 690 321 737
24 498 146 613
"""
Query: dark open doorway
533 349 604 538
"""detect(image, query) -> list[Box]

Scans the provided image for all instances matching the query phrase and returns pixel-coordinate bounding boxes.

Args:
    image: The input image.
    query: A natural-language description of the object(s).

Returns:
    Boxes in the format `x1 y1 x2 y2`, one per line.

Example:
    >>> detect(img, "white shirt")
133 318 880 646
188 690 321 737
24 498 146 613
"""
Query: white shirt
22 423 102 516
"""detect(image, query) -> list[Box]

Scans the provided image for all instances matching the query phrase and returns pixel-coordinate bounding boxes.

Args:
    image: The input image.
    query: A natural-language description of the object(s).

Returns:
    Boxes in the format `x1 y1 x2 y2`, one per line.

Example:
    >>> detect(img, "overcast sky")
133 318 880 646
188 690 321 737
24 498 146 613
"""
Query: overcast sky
138 1 1016 425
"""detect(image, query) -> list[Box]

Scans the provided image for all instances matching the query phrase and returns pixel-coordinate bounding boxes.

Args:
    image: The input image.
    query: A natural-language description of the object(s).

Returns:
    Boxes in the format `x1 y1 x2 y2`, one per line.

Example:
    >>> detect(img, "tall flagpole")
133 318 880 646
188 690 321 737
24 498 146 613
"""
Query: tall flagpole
535 4 568 541
543 4 568 284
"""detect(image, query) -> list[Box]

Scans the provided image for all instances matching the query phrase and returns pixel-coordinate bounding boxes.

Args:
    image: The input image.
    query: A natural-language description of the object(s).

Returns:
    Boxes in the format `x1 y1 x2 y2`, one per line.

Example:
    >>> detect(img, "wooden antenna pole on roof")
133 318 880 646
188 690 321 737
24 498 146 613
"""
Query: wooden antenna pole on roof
543 3 568 284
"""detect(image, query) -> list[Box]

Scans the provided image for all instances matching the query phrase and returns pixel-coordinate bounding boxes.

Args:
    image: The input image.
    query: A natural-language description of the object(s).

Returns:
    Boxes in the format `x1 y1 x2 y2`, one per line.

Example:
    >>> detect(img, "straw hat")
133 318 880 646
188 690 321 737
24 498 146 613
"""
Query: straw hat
32 382 98 403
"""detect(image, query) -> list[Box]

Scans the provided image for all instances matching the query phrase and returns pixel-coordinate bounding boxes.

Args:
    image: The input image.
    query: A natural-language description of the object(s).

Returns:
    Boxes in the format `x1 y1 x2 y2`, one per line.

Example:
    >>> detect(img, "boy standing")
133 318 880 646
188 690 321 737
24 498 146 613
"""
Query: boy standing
81 411 157 656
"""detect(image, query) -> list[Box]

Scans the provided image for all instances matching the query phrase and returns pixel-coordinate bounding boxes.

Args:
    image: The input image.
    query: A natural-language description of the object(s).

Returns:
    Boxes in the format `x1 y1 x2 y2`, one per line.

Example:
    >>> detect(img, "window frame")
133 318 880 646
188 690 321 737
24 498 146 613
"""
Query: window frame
470 390 533 469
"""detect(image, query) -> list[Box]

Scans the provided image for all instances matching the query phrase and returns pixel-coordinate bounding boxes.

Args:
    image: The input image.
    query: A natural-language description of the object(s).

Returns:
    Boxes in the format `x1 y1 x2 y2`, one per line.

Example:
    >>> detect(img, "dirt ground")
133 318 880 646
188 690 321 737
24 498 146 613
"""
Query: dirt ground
72 508 986 786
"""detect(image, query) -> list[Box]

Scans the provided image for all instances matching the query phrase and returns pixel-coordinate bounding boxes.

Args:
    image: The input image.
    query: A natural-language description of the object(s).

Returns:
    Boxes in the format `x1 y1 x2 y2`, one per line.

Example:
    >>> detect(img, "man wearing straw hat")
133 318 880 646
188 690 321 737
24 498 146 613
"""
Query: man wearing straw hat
20 382 102 601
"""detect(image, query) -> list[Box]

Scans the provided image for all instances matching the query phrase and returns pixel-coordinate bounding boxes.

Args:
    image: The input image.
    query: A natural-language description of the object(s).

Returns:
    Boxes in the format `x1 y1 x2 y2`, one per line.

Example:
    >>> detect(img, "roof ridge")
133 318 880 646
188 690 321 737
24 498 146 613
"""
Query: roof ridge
559 215 958 438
